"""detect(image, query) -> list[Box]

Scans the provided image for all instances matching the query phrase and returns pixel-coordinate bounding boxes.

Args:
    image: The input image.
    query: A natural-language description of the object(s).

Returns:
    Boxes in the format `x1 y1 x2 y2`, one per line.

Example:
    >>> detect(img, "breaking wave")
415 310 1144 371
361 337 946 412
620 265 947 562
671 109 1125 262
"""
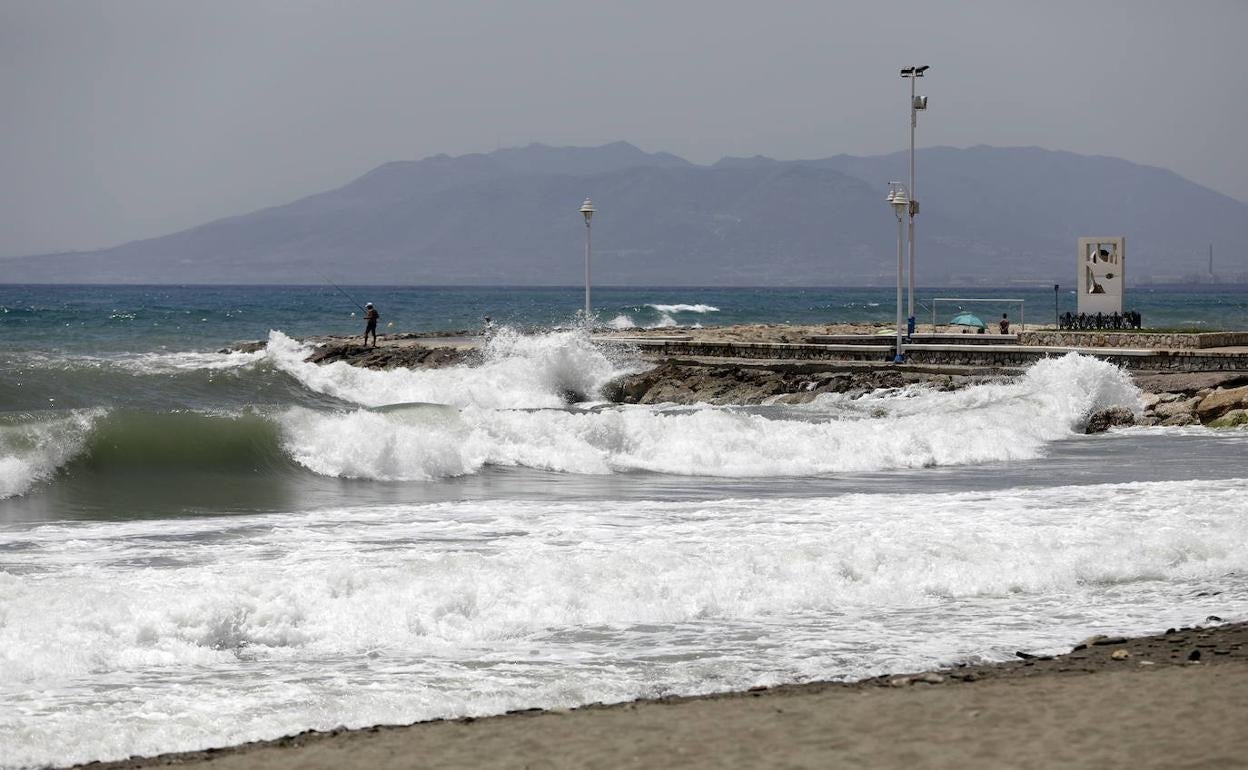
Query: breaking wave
265 328 623 409
647 303 720 314
270 351 1143 481
0 343 1144 493
0 411 100 499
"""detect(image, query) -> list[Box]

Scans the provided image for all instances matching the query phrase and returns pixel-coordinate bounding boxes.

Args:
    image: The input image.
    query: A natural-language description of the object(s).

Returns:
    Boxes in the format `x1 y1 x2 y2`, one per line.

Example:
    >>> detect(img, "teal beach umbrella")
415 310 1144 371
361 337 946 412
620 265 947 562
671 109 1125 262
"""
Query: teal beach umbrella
949 312 986 329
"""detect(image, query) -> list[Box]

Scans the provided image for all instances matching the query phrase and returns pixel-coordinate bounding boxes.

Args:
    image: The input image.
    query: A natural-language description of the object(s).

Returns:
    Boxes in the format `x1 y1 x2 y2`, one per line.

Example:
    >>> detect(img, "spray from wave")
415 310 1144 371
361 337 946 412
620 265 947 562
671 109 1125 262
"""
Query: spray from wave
265 327 626 410
0 411 101 499
607 315 637 330
607 303 719 329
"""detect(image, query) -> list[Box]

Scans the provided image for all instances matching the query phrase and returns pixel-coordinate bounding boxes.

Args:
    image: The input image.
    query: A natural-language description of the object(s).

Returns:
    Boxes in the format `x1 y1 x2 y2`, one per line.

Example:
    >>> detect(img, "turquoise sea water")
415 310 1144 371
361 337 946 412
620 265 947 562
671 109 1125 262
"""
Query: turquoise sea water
2 284 1246 354
1 284 1246 768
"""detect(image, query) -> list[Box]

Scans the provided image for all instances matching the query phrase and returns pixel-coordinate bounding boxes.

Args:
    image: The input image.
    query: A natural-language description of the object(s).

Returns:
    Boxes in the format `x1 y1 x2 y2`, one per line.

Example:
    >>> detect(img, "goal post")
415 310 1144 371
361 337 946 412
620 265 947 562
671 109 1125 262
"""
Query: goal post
930 297 1026 332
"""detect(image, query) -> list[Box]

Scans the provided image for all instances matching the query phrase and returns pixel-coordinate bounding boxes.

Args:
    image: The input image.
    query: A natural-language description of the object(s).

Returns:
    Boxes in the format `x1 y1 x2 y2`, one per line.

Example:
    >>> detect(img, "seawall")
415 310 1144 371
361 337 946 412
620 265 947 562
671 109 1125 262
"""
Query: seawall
607 336 1248 373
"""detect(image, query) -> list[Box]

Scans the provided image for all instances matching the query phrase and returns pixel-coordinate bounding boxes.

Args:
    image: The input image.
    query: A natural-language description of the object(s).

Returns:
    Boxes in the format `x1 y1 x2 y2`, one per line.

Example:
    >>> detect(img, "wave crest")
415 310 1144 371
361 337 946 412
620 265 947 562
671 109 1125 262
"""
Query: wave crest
265 328 626 409
647 304 720 314
270 353 1143 481
0 411 100 499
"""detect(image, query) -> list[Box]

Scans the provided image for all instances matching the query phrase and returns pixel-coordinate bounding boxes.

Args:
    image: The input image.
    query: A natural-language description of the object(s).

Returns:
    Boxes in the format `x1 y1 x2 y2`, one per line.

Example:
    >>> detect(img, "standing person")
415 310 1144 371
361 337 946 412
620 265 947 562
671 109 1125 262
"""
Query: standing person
363 303 380 347
999 313 1011 335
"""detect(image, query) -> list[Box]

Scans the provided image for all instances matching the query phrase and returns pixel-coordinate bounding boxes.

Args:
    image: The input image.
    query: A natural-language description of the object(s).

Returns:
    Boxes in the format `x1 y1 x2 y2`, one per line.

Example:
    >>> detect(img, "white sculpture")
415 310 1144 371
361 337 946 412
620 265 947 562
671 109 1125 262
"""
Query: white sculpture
1077 236 1125 315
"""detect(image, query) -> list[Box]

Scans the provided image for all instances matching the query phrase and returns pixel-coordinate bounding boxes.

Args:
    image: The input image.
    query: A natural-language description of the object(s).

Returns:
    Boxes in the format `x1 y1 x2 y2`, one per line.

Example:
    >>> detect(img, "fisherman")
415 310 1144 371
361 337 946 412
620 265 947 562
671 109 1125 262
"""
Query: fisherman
363 303 380 346
999 313 1010 334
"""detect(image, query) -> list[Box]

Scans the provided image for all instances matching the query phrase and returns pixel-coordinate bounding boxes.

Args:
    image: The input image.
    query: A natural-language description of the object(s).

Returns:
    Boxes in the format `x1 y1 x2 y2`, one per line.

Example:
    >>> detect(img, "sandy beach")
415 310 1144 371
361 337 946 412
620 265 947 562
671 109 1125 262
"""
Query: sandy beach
79 621 1248 770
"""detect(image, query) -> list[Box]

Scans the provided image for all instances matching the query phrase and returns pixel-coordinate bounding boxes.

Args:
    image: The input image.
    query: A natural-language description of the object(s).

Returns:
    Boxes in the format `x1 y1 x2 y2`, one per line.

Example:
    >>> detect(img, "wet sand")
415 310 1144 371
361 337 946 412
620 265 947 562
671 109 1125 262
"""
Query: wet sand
79 621 1248 770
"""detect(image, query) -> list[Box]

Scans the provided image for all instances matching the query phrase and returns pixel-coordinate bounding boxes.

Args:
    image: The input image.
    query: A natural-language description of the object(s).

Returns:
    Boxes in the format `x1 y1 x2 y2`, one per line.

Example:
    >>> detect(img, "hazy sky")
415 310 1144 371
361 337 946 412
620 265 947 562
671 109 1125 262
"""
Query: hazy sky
2 0 1246 257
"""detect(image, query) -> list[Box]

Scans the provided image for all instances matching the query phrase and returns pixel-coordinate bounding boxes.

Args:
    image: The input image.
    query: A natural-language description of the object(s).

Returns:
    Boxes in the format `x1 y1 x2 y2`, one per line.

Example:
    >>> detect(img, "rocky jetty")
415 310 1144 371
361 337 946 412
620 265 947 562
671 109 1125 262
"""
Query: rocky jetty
222 334 476 369
305 342 471 369
601 362 998 406
226 328 1248 430
611 364 1248 432
1133 374 1248 429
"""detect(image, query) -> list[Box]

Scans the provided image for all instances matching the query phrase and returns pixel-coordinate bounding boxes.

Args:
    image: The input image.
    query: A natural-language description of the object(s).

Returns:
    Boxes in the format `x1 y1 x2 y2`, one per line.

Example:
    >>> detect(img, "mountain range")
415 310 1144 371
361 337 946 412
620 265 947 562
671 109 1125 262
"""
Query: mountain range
3 141 1245 285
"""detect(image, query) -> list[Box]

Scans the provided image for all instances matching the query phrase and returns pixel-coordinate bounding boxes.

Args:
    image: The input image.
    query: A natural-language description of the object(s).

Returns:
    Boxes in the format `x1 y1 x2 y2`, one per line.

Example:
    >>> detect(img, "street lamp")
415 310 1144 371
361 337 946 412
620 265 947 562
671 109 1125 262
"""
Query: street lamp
900 65 929 337
888 182 910 363
579 197 596 319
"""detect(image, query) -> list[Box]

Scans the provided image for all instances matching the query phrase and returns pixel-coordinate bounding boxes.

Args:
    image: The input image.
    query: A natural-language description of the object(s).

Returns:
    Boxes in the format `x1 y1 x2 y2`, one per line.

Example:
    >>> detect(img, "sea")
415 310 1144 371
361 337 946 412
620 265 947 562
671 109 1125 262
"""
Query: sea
2 284 1247 768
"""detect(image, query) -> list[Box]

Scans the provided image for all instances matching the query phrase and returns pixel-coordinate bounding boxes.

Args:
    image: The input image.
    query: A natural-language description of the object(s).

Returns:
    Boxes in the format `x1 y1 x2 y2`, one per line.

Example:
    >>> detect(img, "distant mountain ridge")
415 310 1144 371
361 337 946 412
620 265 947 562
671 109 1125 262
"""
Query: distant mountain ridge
3 141 1245 285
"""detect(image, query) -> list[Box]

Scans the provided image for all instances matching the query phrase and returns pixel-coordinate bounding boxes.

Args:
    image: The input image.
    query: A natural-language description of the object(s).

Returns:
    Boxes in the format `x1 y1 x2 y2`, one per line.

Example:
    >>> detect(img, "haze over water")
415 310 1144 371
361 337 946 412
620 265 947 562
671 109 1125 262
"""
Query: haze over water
2 285 1247 768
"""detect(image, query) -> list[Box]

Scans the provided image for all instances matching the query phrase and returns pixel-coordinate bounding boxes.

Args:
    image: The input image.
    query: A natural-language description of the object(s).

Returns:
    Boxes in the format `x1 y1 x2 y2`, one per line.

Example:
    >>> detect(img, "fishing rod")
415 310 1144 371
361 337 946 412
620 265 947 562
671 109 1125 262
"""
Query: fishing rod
322 277 367 312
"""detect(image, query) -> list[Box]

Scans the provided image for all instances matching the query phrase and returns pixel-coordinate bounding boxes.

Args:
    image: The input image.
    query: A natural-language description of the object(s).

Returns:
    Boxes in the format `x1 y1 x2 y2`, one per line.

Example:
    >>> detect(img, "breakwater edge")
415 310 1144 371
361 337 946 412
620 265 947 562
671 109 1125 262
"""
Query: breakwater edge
239 323 1248 431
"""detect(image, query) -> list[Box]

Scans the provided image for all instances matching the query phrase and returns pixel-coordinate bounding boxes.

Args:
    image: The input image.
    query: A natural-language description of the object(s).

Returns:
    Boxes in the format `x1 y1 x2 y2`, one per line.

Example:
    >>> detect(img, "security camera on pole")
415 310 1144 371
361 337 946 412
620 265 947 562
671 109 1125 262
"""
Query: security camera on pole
899 65 929 338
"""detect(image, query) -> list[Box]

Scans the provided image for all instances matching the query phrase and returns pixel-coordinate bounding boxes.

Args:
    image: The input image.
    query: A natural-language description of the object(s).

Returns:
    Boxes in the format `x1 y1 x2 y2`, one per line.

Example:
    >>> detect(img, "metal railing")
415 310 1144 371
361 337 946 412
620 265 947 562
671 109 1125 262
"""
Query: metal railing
1058 311 1142 330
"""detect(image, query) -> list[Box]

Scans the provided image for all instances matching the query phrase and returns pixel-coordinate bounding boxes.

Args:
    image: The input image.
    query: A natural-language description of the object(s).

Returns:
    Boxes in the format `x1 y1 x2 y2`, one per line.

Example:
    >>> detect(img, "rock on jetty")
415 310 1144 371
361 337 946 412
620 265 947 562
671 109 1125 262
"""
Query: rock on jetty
304 342 471 369
1133 374 1248 428
601 361 997 406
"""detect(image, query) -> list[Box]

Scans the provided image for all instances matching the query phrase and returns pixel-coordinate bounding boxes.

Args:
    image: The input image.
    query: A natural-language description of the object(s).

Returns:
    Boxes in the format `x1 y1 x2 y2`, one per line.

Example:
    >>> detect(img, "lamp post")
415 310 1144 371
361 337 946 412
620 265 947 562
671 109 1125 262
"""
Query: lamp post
1054 283 1060 328
888 182 910 363
900 65 928 337
579 198 596 320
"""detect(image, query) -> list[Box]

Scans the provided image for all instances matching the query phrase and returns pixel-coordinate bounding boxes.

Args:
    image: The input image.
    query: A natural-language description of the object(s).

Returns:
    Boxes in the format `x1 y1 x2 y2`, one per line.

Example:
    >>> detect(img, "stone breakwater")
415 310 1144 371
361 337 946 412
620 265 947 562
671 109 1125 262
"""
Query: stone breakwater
606 363 1248 433
1020 331 1248 350
1132 373 1248 429
601 361 997 406
297 343 1248 432
303 342 471 369
231 331 1248 431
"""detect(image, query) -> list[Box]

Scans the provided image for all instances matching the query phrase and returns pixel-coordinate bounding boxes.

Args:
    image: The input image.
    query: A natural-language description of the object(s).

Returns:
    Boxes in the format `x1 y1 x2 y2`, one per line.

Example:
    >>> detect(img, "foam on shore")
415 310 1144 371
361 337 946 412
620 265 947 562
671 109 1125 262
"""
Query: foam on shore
2 477 1245 767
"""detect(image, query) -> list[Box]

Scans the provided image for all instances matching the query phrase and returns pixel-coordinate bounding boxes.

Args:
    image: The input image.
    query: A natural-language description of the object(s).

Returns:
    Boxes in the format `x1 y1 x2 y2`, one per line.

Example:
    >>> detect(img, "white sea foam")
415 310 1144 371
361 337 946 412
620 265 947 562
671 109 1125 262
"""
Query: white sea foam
608 312 679 329
0 411 99 499
11 349 264 375
265 328 628 410
275 353 1142 481
647 303 720 314
118 349 267 374
2 478 1246 767
280 404 477 480
650 313 678 328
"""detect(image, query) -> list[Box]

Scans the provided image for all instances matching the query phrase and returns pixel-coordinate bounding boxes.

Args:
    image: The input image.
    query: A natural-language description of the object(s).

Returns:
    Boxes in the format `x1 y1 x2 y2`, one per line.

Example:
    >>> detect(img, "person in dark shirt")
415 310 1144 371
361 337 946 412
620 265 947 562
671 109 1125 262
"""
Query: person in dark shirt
999 313 1011 335
363 303 379 347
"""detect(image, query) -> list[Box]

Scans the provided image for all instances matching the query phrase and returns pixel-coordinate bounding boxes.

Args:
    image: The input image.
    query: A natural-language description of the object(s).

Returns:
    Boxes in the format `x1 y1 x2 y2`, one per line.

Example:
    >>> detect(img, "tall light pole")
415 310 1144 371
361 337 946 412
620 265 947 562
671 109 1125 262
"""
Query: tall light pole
579 198 596 319
888 182 909 363
900 65 928 337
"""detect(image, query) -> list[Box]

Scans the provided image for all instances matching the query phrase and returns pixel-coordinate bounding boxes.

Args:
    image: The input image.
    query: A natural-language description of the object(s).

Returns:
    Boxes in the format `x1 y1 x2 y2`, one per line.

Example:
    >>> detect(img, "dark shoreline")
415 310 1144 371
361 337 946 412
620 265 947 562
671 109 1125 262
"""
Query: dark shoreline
74 620 1248 770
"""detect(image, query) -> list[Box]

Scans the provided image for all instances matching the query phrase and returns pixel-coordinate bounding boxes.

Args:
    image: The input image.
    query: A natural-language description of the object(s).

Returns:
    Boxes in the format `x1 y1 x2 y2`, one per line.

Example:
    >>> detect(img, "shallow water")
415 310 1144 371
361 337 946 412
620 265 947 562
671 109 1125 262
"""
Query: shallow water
1 285 1246 769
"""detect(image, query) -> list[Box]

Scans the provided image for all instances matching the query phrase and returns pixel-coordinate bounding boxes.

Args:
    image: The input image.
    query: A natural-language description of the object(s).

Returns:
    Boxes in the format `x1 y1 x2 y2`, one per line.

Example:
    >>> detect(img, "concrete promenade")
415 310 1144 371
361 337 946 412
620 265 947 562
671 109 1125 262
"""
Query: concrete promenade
593 329 1248 373
287 324 1248 376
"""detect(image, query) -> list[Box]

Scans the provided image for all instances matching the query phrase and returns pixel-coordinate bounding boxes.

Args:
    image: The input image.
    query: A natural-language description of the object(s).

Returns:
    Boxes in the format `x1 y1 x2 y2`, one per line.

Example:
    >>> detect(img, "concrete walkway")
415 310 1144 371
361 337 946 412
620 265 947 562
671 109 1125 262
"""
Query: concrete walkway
332 329 1248 375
